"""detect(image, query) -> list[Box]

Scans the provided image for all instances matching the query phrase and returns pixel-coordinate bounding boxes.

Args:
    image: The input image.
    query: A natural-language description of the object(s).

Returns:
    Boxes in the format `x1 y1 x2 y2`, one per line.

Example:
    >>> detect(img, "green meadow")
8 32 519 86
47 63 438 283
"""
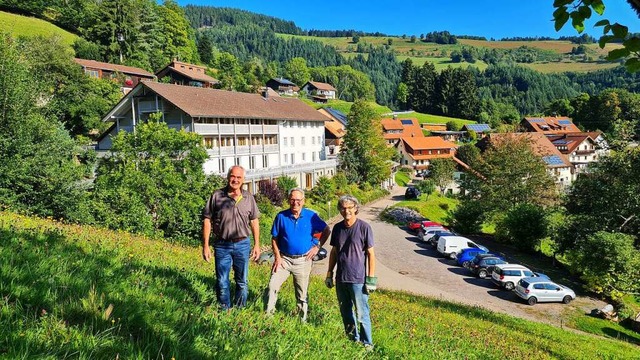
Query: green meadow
0 11 78 46
2 211 638 359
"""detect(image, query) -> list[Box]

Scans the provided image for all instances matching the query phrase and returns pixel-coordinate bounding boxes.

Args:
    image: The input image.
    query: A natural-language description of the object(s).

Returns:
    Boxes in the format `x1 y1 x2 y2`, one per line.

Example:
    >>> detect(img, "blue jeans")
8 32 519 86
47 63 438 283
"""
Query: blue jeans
214 238 251 309
336 282 373 345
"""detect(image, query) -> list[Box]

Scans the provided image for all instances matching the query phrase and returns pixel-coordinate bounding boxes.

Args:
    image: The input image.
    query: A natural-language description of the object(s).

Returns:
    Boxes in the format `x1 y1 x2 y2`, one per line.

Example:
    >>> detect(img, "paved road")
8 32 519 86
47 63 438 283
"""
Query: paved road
312 186 606 327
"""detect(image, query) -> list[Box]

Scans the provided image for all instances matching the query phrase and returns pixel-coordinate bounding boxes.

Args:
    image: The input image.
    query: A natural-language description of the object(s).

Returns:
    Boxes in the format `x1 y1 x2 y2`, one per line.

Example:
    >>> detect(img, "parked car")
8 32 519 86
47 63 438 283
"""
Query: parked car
456 248 489 267
428 231 457 247
407 220 442 234
405 187 421 200
437 236 488 260
514 277 576 305
468 256 507 278
491 264 549 290
418 227 449 242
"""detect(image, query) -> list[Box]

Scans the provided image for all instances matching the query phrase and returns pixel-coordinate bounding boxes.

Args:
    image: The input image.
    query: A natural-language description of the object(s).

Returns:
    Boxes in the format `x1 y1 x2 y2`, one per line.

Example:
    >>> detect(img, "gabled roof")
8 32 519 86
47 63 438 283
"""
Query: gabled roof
522 116 580 134
463 123 491 133
483 132 572 168
381 118 424 140
74 58 155 78
269 77 297 86
401 136 457 151
325 121 346 138
103 82 329 122
304 81 336 91
547 132 595 154
156 60 218 84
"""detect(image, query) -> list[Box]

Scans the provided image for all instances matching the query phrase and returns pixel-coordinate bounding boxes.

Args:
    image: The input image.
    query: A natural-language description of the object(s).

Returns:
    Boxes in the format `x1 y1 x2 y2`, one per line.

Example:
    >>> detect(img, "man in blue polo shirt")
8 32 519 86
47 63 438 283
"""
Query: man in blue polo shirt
266 187 331 321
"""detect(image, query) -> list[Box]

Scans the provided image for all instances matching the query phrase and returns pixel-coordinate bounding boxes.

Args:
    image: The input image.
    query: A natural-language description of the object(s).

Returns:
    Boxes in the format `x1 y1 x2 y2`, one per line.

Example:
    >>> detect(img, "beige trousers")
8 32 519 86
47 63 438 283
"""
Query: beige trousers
266 255 313 321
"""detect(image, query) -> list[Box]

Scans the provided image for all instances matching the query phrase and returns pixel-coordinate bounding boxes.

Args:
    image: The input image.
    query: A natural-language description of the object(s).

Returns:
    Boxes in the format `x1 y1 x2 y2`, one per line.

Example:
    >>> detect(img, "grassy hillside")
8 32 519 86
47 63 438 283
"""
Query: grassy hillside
2 211 639 359
280 33 622 73
0 11 78 46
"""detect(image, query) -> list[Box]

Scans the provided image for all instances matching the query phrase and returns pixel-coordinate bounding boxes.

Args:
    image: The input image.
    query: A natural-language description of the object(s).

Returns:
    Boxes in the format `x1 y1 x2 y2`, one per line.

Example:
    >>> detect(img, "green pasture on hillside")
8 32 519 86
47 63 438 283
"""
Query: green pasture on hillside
0 11 78 46
1 211 639 359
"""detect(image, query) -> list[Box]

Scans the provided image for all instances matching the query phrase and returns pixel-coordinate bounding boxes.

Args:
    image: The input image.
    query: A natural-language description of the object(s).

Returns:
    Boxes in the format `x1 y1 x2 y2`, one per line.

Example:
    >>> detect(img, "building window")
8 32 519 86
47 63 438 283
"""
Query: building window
291 154 295 164
301 137 305 146
291 137 294 146
263 155 268 168
302 153 306 161
203 137 214 149
250 156 256 169
85 69 100 78
237 137 248 146
284 137 288 146
284 154 288 163
312 152 316 161
318 136 321 144
312 136 315 145
219 158 226 173
234 158 240 165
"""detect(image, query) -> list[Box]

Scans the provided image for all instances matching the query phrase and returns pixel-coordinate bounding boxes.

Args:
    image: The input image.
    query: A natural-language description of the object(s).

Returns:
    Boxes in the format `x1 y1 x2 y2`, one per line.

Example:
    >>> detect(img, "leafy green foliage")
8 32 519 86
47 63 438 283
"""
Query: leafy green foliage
310 65 375 101
0 34 89 221
92 119 211 243
276 176 298 196
284 57 311 86
450 200 484 234
428 158 456 194
553 0 640 72
415 179 436 196
339 100 395 186
497 203 549 251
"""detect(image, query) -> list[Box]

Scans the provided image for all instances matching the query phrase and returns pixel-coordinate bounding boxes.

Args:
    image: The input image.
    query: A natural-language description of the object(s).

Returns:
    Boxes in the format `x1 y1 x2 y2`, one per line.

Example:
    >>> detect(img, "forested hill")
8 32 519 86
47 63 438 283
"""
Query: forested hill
184 5 303 35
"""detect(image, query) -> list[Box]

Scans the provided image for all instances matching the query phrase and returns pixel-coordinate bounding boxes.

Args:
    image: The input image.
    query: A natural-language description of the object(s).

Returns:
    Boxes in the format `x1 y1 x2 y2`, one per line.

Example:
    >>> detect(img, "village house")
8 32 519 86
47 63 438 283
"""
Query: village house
317 107 347 158
266 78 299 96
547 132 603 173
74 58 156 95
96 82 335 191
155 60 219 88
396 136 457 175
478 133 574 188
380 117 424 146
301 81 337 102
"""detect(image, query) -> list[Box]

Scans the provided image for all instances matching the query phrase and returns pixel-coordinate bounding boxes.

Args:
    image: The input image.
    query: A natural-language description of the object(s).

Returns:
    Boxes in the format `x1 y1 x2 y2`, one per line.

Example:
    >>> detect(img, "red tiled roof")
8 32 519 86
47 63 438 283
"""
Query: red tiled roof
522 116 581 134
547 132 594 154
402 136 457 151
142 82 328 121
157 61 218 84
74 58 154 78
486 133 572 168
381 118 424 140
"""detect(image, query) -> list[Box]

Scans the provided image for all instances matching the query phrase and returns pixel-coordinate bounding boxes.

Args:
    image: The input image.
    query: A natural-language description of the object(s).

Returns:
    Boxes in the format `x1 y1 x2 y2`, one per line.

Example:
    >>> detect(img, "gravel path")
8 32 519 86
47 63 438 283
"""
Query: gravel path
312 185 607 327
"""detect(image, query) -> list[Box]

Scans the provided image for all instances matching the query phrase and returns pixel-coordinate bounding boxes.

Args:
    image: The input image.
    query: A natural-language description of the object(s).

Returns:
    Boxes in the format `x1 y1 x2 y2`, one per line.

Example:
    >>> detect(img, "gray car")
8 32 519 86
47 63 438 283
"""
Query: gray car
514 277 576 305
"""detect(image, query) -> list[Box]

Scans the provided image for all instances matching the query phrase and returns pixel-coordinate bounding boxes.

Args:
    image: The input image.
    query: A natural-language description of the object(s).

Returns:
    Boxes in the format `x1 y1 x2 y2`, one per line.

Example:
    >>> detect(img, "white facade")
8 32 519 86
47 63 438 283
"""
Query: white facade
97 85 336 191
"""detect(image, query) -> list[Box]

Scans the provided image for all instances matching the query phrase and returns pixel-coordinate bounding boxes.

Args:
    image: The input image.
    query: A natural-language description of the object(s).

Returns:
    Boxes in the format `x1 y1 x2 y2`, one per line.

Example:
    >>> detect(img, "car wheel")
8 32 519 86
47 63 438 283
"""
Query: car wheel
562 295 573 304
448 252 457 260
527 296 537 306
462 260 470 268
504 282 514 291
478 269 487 278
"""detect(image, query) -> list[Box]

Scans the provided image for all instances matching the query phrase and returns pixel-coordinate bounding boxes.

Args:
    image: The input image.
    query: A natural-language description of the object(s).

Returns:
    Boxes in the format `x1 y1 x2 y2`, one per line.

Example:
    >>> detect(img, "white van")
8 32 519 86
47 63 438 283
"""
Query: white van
436 236 487 260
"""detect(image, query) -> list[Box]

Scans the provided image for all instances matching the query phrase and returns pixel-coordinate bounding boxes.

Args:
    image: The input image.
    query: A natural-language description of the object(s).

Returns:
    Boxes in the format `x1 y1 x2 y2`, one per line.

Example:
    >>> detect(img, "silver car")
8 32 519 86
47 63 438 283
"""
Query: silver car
514 277 576 305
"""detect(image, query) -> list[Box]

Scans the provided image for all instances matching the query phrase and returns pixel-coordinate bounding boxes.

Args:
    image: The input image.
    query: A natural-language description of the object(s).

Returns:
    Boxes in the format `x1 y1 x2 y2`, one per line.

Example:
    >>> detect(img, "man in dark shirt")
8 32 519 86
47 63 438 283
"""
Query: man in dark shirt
266 188 331 321
325 194 376 349
202 165 260 309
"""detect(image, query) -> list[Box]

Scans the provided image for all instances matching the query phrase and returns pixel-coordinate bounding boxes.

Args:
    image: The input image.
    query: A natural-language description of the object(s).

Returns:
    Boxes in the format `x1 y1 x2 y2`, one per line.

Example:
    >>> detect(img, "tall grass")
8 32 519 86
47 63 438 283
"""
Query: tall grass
0 11 78 46
1 211 638 359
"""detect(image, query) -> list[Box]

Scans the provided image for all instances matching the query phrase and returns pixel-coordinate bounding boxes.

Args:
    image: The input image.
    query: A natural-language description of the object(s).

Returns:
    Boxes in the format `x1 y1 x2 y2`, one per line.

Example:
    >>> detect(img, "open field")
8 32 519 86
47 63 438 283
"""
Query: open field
0 11 78 46
280 33 622 73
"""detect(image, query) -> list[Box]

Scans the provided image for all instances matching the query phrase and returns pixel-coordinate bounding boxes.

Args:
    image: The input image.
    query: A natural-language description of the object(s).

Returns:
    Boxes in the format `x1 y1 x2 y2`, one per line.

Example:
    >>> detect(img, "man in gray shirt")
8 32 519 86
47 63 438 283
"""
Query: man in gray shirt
202 165 260 309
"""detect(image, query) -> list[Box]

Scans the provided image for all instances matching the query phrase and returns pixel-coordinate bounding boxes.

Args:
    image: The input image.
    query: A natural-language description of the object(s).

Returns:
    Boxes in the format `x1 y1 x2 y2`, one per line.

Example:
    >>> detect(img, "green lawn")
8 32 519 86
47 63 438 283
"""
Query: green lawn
400 111 476 125
395 171 411 186
393 192 459 225
2 211 639 358
0 11 78 47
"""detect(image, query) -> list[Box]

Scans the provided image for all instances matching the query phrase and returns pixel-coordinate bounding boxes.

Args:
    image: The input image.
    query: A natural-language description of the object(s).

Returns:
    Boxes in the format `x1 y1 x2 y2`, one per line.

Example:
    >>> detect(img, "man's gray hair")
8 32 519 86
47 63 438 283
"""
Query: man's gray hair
227 165 245 178
337 194 360 212
288 187 305 199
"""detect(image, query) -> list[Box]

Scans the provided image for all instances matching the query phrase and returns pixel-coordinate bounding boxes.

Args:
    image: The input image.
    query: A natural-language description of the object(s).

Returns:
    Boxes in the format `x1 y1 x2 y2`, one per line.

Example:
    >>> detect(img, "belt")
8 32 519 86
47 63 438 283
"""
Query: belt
218 237 247 243
282 253 306 259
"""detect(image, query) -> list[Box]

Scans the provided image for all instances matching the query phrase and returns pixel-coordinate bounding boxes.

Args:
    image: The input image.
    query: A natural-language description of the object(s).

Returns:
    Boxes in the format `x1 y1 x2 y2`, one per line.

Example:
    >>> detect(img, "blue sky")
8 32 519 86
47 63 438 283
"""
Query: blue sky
180 0 639 39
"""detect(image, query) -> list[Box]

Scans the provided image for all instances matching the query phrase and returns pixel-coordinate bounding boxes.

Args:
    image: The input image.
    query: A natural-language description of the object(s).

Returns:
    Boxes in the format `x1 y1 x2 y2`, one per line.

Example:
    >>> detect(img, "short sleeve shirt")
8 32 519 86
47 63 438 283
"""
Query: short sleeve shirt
202 187 259 241
271 208 327 256
330 219 374 284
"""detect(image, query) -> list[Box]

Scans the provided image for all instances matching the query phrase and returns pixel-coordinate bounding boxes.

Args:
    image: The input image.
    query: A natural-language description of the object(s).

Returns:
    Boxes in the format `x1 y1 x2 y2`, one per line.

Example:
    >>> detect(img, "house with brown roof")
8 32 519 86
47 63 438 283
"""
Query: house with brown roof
74 58 155 95
301 81 337 102
97 82 335 191
547 132 605 173
380 117 424 146
317 108 347 158
521 116 581 134
478 132 574 187
155 60 219 88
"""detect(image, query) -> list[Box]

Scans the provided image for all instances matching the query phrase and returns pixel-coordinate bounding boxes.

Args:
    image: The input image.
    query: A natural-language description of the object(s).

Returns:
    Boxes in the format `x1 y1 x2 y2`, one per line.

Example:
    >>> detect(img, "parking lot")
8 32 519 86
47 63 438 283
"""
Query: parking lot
312 188 606 327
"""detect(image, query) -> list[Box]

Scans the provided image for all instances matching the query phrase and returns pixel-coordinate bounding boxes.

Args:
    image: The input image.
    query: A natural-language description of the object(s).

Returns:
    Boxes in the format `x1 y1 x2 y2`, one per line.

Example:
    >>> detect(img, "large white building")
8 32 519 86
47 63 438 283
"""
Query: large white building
97 82 336 191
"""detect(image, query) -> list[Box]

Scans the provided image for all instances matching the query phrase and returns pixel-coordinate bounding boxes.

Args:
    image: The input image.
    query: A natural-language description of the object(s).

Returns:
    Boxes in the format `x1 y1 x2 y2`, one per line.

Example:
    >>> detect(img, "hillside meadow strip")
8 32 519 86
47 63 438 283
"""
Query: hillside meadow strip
0 211 638 359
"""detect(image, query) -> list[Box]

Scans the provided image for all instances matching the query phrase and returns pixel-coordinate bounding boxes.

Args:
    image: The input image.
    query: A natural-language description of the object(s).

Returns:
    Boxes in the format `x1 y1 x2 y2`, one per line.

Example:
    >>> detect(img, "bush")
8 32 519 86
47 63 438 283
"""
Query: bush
277 176 297 195
498 203 548 252
415 179 435 195
258 180 285 206
450 200 484 234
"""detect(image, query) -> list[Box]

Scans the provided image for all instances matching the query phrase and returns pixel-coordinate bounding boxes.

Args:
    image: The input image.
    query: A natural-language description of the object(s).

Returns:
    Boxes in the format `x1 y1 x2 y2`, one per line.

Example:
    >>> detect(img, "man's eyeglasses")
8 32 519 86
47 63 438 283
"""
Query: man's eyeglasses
289 198 304 203
340 205 356 212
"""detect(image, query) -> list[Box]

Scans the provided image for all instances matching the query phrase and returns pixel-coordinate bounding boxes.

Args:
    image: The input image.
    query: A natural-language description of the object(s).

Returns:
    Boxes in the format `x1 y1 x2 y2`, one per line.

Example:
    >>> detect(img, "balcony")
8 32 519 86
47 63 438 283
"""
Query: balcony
243 159 338 180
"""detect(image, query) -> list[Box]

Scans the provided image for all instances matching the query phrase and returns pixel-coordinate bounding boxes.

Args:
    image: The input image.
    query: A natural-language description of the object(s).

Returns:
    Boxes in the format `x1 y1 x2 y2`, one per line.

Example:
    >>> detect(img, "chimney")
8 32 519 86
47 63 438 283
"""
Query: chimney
393 114 397 120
